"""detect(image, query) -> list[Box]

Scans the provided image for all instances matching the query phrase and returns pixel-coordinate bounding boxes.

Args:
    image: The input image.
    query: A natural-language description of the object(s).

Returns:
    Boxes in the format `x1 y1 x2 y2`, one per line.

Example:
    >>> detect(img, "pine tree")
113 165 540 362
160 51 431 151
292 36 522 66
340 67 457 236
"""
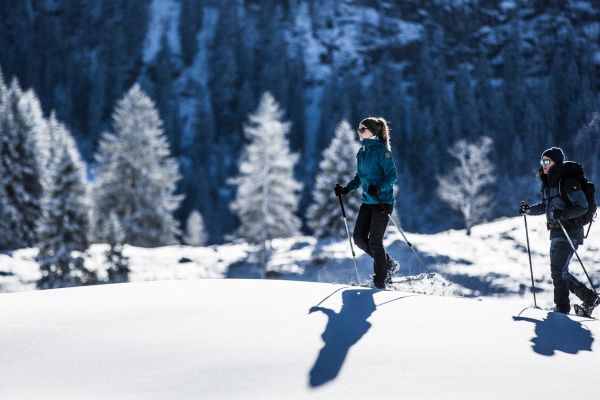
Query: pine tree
454 64 480 140
93 84 183 247
0 79 45 250
230 92 302 265
153 33 179 154
502 20 527 137
257 4 289 109
549 27 580 143
179 0 204 65
369 50 403 125
575 113 600 184
306 120 360 238
208 0 242 136
184 209 208 246
287 45 306 154
87 53 108 141
436 137 496 236
37 113 95 289
314 74 351 191
473 50 496 137
104 212 130 284
0 68 9 248
0 67 6 101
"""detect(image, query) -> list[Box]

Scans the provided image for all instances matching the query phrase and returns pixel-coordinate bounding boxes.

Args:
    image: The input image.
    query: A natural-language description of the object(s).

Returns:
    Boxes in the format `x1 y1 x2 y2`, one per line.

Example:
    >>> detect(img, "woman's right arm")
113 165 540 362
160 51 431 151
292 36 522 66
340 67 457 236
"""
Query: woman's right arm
347 173 361 192
528 202 545 216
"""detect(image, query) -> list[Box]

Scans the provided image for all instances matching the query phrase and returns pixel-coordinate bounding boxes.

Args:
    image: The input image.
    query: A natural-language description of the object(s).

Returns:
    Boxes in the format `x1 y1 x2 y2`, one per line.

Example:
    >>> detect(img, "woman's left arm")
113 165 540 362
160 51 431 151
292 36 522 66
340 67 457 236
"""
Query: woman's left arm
379 150 398 191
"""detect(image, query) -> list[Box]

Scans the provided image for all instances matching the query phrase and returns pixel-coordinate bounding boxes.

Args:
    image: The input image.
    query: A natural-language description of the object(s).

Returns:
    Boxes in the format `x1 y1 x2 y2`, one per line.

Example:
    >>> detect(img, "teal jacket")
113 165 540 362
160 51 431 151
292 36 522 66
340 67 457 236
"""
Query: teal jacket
345 138 398 205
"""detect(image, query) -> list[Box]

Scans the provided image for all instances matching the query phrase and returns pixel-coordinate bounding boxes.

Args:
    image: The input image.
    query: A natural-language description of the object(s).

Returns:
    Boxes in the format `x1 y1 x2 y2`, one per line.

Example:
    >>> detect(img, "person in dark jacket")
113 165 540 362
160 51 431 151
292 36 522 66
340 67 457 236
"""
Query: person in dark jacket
520 147 600 315
334 117 398 288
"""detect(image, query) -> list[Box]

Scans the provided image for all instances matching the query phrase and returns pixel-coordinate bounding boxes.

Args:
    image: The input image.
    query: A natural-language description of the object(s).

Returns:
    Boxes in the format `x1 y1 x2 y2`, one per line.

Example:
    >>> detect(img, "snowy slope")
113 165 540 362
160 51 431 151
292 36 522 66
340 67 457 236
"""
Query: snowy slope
1 279 597 399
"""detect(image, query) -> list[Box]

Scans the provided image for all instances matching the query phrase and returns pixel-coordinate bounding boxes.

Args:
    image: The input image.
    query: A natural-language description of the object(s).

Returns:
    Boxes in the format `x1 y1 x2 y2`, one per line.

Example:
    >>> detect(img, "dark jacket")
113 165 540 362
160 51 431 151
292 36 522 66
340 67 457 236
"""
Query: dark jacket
345 138 398 205
528 164 587 239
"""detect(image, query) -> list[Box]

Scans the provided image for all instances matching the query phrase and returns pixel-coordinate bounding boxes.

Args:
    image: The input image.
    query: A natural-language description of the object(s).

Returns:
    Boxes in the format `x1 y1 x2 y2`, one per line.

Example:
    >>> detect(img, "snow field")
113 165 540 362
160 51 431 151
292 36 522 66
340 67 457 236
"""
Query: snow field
1 279 597 399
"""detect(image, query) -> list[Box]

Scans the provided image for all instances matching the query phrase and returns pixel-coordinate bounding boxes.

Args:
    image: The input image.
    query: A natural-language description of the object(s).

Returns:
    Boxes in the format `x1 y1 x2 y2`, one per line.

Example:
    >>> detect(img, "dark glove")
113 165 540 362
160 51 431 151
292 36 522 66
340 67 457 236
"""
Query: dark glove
552 209 565 221
334 184 349 196
519 201 530 216
367 185 379 197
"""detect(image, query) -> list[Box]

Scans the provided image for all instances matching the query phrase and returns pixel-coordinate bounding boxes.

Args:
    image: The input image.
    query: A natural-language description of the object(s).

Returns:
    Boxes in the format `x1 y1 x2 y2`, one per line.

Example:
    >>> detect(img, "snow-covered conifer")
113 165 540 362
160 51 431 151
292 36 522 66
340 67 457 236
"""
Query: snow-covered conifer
575 113 600 184
0 68 7 241
0 80 45 249
184 210 208 246
37 113 94 289
436 137 496 235
104 212 130 284
93 84 183 247
230 92 302 247
306 120 361 238
0 67 6 101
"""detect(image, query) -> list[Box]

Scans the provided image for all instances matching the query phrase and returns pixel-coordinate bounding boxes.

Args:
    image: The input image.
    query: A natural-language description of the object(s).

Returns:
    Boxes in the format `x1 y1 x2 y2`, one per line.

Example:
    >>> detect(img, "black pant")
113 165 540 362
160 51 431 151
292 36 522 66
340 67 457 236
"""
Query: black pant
550 236 596 312
352 203 392 284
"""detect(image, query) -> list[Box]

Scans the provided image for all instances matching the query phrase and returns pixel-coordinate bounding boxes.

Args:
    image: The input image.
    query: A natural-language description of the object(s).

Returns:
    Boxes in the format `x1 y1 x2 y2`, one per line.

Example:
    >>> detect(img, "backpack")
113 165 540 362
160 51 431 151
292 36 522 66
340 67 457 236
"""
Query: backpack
558 161 597 233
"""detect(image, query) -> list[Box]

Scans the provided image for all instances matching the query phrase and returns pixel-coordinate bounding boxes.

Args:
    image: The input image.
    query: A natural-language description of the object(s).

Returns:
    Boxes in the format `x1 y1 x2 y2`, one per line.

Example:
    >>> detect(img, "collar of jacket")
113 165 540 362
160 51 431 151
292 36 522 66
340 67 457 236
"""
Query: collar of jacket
362 138 381 148
538 163 567 188
548 163 568 187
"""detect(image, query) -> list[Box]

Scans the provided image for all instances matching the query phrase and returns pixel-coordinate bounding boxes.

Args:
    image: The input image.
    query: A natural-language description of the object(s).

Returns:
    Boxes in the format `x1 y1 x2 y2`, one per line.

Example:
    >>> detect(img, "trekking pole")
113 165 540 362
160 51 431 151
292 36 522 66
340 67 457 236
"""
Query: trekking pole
386 210 433 277
557 220 599 296
585 220 594 239
375 195 433 277
337 192 362 286
522 213 538 308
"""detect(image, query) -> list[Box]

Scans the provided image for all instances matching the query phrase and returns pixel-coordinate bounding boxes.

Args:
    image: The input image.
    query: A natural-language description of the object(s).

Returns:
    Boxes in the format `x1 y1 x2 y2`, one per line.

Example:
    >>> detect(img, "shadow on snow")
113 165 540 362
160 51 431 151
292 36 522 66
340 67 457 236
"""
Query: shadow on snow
307 287 413 388
513 309 594 356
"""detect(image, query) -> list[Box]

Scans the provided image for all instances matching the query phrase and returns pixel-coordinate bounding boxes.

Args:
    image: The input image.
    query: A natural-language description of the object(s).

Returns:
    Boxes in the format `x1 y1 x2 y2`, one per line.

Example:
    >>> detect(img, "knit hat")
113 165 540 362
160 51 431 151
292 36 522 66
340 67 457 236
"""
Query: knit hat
541 147 565 164
360 118 381 137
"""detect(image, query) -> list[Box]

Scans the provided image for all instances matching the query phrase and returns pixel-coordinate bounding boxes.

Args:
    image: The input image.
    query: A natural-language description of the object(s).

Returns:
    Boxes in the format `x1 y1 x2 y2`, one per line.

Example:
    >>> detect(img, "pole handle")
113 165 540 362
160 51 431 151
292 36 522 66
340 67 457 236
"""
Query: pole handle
336 183 348 217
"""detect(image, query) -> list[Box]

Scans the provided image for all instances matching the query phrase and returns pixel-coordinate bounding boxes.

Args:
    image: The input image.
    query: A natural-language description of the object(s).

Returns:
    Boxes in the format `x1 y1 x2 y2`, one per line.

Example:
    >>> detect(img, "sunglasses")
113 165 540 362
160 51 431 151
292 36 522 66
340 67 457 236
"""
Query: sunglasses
540 159 552 166
357 127 368 133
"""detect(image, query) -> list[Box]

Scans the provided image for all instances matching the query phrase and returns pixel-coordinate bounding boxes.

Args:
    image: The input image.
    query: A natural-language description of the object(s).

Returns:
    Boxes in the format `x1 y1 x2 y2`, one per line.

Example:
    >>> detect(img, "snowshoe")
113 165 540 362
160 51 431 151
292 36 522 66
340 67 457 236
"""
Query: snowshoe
574 296 600 317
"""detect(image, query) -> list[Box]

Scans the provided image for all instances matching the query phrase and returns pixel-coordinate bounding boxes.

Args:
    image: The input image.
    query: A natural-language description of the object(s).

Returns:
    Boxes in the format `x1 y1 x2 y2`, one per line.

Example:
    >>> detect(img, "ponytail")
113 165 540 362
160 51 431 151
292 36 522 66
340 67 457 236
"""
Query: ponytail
375 118 391 150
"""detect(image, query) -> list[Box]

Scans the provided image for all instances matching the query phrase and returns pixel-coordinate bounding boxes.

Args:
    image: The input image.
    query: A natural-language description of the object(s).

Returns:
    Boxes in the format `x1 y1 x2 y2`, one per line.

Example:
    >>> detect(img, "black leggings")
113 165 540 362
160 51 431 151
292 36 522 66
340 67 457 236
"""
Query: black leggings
352 203 392 283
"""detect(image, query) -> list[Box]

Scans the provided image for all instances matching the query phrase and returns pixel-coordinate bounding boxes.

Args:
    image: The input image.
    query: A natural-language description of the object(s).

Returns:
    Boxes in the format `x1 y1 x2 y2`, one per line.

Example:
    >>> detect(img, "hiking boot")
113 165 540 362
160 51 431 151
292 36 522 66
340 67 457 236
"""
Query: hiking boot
374 280 386 289
370 274 386 289
579 295 600 317
385 255 398 284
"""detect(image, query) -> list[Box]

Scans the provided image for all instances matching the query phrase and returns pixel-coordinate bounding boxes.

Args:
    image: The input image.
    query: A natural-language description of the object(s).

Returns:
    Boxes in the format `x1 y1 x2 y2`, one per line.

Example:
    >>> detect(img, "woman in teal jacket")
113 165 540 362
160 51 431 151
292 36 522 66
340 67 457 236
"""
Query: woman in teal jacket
335 117 398 288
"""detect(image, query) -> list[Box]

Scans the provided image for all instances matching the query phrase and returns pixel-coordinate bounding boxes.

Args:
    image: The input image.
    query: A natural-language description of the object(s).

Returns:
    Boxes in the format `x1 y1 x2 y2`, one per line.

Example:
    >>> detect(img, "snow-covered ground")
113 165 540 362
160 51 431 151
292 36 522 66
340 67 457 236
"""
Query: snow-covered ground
1 279 597 399
2 216 599 398
3 216 599 311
